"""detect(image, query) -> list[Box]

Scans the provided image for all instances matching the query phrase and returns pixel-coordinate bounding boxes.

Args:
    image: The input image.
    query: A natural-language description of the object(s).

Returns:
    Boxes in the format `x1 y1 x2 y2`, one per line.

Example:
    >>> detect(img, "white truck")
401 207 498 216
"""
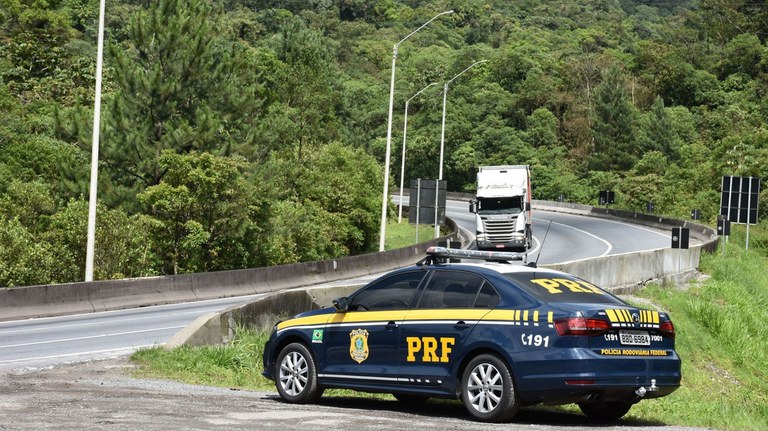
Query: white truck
469 165 532 252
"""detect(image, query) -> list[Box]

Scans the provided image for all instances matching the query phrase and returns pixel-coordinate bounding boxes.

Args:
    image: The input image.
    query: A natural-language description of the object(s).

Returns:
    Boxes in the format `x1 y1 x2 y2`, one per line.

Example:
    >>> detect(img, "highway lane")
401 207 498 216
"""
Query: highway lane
1 200 670 371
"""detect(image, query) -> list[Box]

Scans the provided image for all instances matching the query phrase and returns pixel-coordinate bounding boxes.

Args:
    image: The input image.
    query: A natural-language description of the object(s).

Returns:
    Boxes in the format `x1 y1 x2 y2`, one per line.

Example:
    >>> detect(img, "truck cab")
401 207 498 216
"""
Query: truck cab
469 165 532 252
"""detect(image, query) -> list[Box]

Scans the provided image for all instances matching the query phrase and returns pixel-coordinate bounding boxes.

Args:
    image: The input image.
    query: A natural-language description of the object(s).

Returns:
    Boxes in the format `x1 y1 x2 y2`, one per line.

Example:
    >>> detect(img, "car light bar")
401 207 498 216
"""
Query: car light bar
425 246 526 262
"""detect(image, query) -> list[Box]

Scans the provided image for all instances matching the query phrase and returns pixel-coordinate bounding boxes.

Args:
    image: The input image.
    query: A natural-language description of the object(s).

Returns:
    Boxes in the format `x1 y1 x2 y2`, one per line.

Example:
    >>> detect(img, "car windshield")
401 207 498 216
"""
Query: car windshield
504 272 625 305
477 196 523 215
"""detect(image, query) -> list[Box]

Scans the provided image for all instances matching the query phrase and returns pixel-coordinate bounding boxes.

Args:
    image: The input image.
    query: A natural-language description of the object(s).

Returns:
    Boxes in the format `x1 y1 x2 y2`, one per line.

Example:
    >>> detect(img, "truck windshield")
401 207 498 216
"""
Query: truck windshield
477 197 523 215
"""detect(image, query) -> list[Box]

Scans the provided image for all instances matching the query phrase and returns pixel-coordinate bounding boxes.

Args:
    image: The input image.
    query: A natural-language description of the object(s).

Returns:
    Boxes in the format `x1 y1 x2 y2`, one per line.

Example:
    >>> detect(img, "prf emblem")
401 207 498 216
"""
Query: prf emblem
349 329 369 363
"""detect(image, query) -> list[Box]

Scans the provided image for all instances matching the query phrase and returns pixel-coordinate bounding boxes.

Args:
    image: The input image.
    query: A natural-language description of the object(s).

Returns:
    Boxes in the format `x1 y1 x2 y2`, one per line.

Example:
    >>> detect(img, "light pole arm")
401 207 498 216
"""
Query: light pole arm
397 10 454 48
447 59 489 86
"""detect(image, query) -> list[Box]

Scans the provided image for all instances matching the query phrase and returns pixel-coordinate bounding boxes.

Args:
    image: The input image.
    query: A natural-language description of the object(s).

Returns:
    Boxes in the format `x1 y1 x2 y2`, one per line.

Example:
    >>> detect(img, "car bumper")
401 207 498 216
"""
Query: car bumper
511 348 682 405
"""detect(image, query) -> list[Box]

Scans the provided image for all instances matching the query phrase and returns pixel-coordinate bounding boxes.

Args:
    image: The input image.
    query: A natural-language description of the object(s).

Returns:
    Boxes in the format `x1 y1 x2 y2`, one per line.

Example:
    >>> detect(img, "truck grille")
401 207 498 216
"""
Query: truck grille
480 217 517 242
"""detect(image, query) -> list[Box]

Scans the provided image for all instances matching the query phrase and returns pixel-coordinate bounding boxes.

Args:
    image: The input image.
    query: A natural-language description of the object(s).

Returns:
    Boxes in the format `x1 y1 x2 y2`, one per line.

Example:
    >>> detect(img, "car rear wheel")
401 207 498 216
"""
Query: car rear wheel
578 401 633 422
461 354 519 422
275 342 323 403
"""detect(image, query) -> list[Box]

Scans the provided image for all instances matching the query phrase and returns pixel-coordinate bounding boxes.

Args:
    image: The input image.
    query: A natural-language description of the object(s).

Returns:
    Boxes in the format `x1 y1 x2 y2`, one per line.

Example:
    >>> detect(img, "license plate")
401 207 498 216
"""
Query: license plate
619 330 650 346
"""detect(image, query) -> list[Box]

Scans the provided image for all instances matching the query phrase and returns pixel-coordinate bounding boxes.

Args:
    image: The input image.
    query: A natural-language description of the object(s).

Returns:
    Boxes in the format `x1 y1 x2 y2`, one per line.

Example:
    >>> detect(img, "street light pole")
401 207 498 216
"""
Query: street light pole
378 9 454 252
439 60 488 181
398 82 438 223
435 60 488 238
85 0 106 282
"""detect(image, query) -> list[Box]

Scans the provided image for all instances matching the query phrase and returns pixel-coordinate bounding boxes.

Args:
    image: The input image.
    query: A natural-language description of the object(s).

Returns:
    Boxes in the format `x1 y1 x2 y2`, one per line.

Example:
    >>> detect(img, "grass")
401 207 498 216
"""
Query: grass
130 223 768 430
131 330 272 390
384 219 443 250
626 224 768 431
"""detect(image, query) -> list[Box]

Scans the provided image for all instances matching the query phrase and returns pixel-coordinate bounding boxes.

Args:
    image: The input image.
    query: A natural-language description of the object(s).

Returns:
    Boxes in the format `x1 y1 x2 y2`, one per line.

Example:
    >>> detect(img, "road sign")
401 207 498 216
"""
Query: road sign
598 190 615 205
691 209 701 220
671 227 689 249
720 176 760 225
409 179 446 226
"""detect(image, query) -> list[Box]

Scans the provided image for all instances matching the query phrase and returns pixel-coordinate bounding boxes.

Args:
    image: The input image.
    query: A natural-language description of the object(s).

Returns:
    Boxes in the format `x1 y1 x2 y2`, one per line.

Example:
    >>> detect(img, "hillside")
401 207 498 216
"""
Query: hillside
1 0 767 285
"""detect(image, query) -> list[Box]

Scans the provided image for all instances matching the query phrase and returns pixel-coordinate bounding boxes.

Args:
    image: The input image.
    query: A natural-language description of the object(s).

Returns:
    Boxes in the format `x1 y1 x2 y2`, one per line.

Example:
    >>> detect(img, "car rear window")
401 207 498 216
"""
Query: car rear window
504 272 625 304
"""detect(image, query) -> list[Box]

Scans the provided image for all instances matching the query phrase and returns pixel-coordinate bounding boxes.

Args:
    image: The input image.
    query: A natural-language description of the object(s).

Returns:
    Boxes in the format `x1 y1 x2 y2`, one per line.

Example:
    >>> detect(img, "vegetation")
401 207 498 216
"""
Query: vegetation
3 0 768 286
130 225 768 430
629 225 768 431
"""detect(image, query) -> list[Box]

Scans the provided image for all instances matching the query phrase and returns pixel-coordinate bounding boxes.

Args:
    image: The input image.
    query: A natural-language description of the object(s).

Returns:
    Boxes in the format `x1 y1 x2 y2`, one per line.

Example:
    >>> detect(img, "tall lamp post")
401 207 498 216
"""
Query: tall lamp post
85 0 107 282
398 82 438 223
379 9 454 252
439 59 488 181
435 60 488 238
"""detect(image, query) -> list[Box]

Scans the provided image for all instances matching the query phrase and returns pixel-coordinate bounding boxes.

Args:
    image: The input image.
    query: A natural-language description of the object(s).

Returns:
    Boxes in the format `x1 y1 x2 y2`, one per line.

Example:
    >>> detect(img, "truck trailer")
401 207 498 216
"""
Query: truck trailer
469 165 532 252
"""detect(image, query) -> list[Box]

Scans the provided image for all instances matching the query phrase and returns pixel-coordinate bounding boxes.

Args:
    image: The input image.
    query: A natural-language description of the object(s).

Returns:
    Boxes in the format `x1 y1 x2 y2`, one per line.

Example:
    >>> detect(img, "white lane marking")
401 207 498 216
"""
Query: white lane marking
589 216 670 238
537 219 613 256
0 344 157 365
0 326 185 349
0 294 266 327
0 310 209 335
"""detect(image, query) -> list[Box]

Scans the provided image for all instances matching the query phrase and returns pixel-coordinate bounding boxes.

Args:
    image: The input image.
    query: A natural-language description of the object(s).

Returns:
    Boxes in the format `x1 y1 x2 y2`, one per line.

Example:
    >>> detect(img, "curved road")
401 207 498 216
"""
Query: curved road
0 201 670 372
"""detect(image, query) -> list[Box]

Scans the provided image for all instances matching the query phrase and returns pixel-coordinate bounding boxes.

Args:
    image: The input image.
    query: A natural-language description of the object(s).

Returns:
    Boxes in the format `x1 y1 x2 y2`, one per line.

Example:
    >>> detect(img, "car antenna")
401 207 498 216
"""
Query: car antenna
527 220 552 268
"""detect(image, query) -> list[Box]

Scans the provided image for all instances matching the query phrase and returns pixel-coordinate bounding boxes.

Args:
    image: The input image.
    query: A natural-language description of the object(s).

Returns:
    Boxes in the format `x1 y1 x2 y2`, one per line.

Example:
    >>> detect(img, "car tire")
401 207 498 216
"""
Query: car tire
578 401 633 422
275 342 323 404
461 354 519 422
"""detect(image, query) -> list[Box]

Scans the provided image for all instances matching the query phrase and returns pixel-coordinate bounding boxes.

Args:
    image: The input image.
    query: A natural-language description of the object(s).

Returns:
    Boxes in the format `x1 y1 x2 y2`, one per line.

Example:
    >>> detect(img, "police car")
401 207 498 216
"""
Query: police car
262 247 681 423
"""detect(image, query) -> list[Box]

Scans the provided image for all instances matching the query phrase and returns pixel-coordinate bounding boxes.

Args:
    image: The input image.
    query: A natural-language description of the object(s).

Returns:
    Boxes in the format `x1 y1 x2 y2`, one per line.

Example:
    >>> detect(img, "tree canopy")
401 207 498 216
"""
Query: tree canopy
1 0 767 286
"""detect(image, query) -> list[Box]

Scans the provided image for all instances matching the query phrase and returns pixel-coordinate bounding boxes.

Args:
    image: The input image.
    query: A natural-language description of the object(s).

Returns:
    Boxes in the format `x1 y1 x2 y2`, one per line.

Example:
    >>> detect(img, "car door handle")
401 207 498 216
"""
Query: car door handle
454 321 469 330
385 321 398 330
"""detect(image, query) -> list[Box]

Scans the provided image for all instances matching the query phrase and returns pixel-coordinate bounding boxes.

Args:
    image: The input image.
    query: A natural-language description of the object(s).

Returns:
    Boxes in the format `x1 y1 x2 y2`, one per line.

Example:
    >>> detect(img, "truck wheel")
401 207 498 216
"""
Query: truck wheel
275 342 323 403
461 354 519 422
578 401 632 422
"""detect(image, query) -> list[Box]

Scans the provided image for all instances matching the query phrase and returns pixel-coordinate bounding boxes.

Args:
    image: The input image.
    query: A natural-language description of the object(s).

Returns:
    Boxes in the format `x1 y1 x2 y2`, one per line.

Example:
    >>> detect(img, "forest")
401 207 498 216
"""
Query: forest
1 0 767 287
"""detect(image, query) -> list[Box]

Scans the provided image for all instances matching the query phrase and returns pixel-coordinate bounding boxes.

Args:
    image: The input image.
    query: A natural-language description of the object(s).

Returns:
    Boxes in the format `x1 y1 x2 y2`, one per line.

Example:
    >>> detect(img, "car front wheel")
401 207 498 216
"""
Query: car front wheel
461 354 519 422
578 401 633 422
275 342 323 403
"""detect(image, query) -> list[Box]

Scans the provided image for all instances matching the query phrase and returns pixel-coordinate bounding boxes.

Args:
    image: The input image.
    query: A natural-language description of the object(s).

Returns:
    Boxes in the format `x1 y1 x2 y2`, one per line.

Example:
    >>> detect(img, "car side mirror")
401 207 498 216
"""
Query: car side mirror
469 200 476 213
332 297 349 312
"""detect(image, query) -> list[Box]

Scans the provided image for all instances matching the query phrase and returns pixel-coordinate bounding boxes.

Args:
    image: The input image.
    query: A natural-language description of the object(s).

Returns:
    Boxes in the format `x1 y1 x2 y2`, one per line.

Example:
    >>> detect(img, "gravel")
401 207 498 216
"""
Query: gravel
0 357 716 431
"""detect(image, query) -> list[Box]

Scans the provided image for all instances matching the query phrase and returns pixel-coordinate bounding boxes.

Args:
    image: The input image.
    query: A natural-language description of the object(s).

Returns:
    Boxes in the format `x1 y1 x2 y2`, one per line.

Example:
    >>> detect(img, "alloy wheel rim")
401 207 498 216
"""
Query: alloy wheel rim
467 362 503 413
279 351 308 396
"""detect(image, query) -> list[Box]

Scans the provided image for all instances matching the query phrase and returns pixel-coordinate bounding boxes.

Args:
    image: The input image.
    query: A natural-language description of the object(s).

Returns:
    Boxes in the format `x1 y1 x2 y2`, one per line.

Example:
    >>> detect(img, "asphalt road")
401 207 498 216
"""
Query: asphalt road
0 204 671 372
0 205 699 430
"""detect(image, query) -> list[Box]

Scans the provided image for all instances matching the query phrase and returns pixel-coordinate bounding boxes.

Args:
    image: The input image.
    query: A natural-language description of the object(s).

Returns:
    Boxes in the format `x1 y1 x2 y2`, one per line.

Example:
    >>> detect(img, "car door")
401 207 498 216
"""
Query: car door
319 270 426 385
397 270 498 386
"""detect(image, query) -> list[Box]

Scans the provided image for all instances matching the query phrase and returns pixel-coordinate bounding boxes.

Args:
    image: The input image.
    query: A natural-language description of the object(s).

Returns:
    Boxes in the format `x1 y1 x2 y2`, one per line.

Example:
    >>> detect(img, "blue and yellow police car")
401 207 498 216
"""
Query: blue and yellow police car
262 247 681 423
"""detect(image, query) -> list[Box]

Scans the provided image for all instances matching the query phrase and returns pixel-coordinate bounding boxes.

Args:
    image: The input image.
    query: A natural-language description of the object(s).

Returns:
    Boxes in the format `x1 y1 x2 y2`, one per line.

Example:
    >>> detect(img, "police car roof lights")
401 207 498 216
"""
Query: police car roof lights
424 246 527 264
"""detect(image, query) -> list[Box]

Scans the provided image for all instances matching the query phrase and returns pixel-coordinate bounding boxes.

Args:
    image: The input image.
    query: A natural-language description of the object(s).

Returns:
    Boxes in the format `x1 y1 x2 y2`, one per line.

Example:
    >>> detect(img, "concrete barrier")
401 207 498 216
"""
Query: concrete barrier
166 200 719 348
0 219 460 322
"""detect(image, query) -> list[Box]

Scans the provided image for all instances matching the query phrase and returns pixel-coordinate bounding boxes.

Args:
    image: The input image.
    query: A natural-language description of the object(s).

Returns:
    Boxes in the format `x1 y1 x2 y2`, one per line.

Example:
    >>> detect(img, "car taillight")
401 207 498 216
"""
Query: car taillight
554 317 610 336
660 320 675 339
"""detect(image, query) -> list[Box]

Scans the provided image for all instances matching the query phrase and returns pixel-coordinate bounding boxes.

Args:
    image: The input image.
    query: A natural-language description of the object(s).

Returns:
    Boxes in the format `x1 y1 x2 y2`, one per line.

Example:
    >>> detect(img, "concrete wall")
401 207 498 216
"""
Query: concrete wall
1 199 718 325
170 201 719 348
0 219 460 322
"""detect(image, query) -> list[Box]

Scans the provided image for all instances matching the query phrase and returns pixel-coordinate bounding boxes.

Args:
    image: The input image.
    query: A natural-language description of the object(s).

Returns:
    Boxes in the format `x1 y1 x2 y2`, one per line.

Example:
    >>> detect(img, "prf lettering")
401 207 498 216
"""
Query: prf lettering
530 278 605 295
406 337 455 362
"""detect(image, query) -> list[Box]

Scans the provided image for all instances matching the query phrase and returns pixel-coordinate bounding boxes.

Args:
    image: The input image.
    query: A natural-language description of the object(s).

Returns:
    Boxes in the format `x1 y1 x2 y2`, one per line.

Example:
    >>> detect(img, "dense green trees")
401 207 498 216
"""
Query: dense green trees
2 0 767 287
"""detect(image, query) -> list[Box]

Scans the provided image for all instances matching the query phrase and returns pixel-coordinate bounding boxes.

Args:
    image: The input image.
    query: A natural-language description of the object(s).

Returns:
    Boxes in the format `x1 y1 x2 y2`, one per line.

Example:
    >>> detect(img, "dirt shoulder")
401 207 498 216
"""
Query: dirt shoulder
0 358 713 431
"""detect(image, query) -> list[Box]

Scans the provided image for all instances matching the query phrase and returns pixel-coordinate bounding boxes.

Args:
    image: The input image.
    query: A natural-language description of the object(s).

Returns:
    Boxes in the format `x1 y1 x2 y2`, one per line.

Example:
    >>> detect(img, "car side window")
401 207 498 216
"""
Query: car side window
349 271 425 311
416 271 492 309
474 282 500 308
